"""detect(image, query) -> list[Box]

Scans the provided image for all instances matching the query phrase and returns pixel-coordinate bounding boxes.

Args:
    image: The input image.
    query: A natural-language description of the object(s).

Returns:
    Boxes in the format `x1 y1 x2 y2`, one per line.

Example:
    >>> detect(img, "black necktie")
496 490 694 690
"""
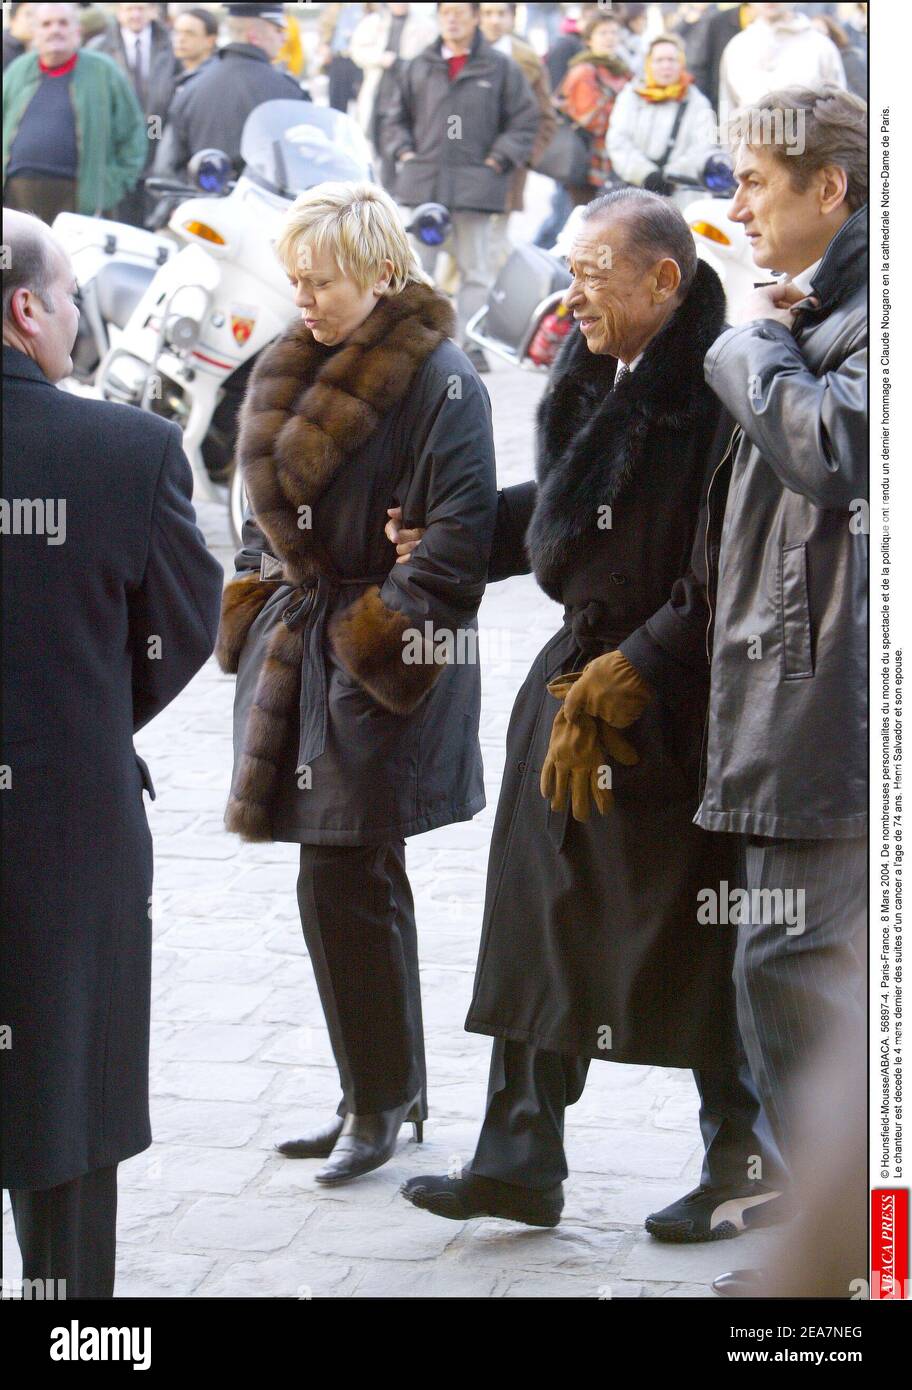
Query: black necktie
132 33 146 104
615 363 630 389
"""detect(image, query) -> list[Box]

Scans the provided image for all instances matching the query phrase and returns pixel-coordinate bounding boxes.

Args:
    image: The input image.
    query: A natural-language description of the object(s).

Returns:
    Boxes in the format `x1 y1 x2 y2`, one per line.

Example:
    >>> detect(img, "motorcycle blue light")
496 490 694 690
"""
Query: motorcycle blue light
189 148 233 196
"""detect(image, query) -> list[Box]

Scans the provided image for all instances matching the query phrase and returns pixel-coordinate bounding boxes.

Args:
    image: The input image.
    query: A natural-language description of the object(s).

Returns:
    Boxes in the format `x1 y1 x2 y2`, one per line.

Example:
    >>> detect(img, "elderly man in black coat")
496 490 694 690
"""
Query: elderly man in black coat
0 209 222 1297
402 189 786 1240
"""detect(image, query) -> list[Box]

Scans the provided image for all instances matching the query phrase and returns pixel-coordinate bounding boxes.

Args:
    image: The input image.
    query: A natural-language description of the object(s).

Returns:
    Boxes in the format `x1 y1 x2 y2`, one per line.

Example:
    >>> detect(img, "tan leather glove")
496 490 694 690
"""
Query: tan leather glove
561 650 653 729
540 704 638 822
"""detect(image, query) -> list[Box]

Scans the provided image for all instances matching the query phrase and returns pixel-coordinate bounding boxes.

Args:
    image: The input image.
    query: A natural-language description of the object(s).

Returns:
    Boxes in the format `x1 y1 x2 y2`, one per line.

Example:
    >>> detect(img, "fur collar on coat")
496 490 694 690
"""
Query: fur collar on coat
214 279 455 841
526 257 727 601
236 279 455 587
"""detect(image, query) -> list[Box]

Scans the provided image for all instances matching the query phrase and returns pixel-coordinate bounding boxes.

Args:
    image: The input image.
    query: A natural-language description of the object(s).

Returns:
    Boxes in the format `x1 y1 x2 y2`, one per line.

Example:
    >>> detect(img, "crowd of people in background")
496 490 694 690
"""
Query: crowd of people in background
1 2 868 368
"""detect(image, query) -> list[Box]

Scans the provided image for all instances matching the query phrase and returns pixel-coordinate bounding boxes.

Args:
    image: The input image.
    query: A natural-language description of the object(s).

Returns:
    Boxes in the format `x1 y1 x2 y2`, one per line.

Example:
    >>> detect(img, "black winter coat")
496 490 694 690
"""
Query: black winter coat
383 30 540 214
153 44 308 180
0 347 222 1189
688 3 743 111
465 262 742 1066
624 210 869 840
216 284 498 845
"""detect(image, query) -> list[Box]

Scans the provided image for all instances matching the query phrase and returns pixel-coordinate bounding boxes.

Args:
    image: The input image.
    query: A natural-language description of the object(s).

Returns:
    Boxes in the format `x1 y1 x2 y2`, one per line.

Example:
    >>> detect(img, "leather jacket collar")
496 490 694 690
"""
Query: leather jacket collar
807 205 867 312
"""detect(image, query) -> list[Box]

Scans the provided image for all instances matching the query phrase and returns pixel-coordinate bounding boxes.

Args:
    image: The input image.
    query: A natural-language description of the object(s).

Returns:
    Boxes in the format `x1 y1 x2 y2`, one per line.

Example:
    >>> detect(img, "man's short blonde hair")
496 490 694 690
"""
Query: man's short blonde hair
274 182 432 295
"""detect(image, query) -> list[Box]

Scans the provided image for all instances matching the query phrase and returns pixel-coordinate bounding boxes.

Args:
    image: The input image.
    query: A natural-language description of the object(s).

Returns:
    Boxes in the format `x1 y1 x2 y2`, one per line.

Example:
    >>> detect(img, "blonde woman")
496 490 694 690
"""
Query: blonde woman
215 182 498 1184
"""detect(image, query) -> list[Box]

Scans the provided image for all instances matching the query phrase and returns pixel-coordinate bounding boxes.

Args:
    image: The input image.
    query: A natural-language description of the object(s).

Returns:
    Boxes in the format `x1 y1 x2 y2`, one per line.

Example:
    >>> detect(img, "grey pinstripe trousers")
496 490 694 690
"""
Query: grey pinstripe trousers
735 835 867 1165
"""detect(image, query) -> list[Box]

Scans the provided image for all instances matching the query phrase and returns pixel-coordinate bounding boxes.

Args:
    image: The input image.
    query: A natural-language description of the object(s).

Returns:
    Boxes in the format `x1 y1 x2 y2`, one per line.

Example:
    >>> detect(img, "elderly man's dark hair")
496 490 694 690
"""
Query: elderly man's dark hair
581 187 699 295
2 211 59 322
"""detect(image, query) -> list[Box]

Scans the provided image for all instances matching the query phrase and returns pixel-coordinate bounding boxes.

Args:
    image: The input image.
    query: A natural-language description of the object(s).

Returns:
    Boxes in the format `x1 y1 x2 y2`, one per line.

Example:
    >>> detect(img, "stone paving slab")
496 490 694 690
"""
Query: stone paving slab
2 258 755 1300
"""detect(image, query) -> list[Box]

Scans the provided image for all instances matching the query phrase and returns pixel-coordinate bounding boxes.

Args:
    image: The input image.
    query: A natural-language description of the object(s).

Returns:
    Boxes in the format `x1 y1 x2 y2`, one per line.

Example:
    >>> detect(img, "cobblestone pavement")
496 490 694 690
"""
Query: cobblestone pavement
3 190 778 1297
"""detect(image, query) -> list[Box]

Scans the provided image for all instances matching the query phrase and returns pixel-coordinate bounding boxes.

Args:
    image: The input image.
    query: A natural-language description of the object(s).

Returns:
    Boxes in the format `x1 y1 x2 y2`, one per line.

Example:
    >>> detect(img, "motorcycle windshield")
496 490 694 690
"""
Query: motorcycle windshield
240 101 373 194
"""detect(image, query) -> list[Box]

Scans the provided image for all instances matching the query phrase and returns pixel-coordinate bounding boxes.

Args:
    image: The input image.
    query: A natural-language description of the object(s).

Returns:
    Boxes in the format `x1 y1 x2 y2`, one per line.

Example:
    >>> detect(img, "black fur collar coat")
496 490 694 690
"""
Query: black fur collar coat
463 259 745 1067
527 257 728 610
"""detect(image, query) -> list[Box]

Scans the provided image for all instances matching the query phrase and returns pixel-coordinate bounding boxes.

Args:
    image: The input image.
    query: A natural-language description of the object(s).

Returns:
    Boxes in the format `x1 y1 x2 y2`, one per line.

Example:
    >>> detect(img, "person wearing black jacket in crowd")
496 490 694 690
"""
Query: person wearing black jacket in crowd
383 1 538 370
689 0 751 111
87 2 181 225
544 1 598 89
152 3 308 183
2 2 35 69
170 6 218 81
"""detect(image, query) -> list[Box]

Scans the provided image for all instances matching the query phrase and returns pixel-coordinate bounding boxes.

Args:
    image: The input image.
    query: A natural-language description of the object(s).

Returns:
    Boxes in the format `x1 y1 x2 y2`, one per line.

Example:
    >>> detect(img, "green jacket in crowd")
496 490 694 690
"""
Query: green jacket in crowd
2 49 147 216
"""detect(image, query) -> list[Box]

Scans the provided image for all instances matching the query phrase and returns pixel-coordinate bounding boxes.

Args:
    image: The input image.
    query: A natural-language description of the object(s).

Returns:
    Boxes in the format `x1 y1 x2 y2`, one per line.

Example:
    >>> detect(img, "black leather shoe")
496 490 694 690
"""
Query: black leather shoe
314 1094 424 1185
275 1112 345 1159
645 1183 785 1242
401 1172 563 1228
712 1268 767 1297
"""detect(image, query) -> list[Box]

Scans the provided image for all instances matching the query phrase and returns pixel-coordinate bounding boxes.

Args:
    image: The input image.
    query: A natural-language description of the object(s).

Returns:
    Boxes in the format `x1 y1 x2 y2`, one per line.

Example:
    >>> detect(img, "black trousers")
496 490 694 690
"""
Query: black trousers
7 1164 118 1299
296 840 427 1116
469 1037 785 1193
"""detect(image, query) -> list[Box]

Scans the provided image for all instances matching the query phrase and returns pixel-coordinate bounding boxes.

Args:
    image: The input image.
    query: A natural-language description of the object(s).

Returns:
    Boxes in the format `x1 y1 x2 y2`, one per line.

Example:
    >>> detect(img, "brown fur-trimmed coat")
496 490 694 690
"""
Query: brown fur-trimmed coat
216 282 498 845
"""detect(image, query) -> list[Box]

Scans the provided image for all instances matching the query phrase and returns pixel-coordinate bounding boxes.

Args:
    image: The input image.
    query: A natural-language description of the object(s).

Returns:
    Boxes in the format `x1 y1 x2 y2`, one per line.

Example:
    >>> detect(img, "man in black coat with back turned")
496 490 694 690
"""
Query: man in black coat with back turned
0 209 222 1297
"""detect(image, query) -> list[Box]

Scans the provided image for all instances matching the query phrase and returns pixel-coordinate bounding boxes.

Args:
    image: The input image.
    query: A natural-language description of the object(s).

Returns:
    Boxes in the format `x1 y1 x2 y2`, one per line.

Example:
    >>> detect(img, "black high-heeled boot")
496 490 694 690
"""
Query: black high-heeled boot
314 1093 424 1185
275 1112 345 1159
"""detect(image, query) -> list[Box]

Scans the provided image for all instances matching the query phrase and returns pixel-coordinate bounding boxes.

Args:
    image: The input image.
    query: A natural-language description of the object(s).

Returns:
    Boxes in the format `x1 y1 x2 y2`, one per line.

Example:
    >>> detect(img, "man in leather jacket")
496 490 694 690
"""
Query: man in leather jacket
565 83 868 1297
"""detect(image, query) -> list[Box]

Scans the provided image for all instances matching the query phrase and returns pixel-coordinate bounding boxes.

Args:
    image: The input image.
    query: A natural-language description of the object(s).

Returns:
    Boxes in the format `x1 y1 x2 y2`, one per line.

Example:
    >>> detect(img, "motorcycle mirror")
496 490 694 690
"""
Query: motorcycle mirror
189 149 234 195
407 203 451 248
